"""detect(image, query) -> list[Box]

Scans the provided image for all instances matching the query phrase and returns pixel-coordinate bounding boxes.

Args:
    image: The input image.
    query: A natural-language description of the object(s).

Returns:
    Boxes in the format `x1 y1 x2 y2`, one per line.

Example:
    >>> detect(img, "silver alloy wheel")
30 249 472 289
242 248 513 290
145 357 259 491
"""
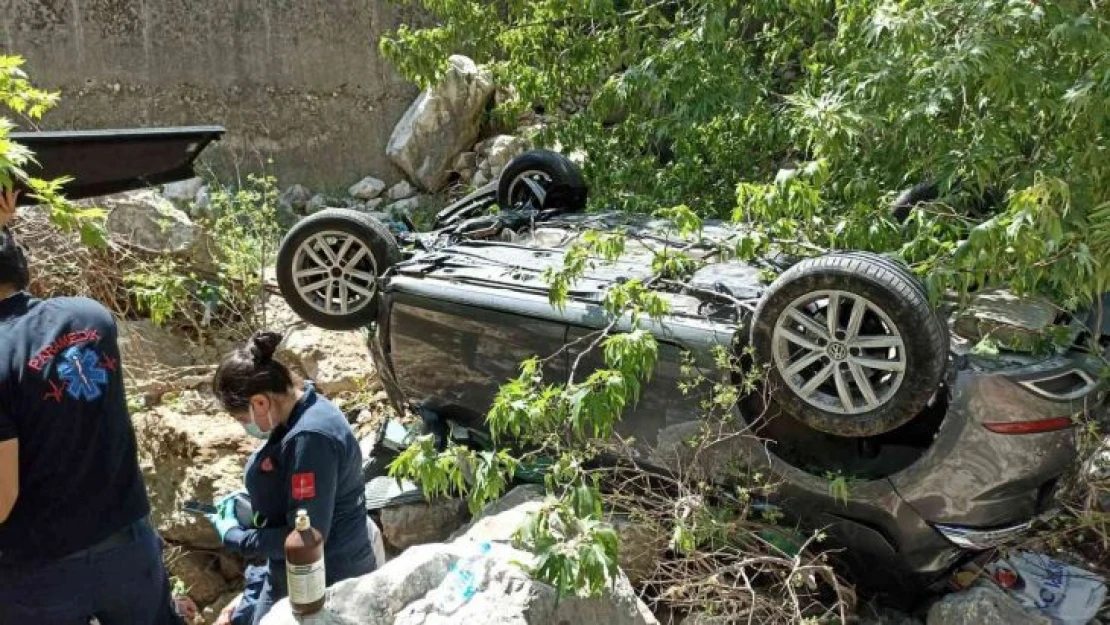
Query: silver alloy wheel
506 169 553 206
771 290 906 415
291 230 379 317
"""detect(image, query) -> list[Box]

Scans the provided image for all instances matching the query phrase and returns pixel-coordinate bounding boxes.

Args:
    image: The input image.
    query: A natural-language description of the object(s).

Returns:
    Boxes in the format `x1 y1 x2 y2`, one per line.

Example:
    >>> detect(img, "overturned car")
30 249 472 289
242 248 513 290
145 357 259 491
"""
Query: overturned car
275 151 1105 594
14 125 1099 596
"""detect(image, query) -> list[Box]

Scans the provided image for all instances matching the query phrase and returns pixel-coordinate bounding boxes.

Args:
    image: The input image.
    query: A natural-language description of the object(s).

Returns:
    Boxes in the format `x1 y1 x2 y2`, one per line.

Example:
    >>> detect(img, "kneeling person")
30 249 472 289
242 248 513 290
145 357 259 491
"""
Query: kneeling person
209 331 376 625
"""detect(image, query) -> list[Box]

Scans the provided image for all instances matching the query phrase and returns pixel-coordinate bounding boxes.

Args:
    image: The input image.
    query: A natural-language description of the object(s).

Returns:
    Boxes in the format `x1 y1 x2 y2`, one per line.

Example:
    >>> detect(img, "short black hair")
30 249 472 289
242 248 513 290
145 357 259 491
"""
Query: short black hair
0 227 29 290
212 331 294 412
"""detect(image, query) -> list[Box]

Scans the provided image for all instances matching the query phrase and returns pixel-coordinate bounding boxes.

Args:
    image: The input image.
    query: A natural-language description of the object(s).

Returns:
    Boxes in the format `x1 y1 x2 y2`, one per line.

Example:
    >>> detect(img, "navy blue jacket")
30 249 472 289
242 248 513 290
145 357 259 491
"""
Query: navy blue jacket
0 292 149 565
222 382 373 594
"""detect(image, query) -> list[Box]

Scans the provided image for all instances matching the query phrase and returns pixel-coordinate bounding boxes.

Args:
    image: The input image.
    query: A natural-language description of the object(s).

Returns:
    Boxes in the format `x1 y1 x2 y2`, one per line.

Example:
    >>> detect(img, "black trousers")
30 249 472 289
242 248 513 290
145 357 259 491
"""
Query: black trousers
0 518 182 625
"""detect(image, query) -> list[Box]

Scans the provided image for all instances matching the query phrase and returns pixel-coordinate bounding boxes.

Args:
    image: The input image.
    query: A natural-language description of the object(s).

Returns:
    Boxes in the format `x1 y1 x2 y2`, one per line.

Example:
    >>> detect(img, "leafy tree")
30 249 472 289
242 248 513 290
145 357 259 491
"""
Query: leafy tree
382 0 1110 310
1 55 106 245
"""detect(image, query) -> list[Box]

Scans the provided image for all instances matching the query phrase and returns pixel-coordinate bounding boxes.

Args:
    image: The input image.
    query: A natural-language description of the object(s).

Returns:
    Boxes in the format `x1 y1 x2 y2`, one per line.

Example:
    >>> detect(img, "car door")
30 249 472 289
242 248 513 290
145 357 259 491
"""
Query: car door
564 326 708 452
387 289 569 429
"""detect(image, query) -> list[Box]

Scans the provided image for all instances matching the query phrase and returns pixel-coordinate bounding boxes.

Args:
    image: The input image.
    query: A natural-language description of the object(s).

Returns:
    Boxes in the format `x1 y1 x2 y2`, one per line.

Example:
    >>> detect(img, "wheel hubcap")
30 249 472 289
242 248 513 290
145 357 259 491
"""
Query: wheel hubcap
771 290 906 415
291 231 379 317
827 342 849 361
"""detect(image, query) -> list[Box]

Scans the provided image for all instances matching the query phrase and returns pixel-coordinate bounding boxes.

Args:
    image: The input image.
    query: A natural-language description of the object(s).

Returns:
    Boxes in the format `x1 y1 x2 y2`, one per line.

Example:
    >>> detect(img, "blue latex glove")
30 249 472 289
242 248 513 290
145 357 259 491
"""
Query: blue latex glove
205 495 242 542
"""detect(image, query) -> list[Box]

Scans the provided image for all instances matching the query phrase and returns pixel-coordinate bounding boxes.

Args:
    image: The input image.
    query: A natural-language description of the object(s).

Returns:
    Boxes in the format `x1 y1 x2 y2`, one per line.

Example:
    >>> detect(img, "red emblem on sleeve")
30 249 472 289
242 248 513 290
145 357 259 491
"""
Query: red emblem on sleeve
292 472 316 500
261 457 274 472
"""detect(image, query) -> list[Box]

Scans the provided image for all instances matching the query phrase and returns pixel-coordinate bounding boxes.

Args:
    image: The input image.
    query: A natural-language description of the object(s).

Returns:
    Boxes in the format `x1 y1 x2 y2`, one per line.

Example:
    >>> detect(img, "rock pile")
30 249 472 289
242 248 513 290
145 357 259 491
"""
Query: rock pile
251 53 550 233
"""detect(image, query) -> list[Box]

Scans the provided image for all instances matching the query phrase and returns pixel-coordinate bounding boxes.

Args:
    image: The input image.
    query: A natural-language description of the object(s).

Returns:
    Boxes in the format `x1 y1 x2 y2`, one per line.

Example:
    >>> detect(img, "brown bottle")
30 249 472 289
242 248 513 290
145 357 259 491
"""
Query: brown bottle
285 509 327 615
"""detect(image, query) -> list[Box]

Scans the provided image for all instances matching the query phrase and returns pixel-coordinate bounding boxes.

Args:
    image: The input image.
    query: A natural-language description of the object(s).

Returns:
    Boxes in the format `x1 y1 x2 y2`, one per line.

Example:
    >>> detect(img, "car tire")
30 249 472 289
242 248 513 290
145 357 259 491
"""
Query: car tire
834 250 953 350
276 208 401 331
889 181 939 223
497 149 588 211
751 252 947 437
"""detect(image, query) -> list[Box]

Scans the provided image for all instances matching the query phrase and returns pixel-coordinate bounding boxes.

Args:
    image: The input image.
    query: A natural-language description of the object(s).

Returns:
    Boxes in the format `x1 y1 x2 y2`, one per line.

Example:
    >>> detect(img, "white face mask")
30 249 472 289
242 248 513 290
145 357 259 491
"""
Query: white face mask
244 402 275 440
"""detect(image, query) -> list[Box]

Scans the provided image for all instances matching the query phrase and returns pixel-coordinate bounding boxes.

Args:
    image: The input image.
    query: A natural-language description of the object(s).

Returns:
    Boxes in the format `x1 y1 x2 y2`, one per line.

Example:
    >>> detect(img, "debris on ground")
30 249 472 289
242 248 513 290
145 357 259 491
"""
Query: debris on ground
945 550 1107 625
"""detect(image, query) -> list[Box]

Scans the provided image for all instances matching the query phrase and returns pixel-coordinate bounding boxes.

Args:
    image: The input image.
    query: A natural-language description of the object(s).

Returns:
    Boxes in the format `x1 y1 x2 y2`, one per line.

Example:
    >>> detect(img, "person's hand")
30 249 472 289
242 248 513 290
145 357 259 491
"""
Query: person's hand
214 593 241 625
173 595 198 623
0 188 18 229
205 496 242 542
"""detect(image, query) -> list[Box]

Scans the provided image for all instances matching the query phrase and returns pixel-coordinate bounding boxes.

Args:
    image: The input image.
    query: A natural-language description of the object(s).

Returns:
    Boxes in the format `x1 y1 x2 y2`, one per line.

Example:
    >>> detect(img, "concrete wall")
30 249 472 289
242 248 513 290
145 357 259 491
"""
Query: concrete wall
2 0 428 191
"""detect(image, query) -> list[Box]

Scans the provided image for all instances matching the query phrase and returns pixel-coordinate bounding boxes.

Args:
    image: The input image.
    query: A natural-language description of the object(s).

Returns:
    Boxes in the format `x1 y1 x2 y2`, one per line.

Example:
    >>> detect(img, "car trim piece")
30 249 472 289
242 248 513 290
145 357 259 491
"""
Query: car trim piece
932 520 1033 550
981 416 1074 435
385 274 738 348
1017 367 1098 402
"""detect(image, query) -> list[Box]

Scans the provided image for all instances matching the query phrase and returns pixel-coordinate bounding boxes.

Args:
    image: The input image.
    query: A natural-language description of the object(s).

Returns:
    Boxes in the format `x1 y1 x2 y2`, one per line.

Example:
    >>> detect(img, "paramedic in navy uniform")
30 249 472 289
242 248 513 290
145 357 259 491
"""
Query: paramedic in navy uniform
208 330 376 625
0 191 182 624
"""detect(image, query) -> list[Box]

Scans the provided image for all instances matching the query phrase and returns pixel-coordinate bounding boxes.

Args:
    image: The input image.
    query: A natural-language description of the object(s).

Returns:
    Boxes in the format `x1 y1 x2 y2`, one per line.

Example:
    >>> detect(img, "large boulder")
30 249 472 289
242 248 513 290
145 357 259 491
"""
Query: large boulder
261 539 658 625
262 484 658 624
101 189 211 263
386 55 496 192
451 486 664 587
926 583 1052 625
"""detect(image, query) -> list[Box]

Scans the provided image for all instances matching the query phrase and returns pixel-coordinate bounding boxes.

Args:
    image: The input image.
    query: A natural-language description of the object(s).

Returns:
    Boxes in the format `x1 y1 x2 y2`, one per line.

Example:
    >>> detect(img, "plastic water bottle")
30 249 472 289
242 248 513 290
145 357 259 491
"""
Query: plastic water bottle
434 541 492 613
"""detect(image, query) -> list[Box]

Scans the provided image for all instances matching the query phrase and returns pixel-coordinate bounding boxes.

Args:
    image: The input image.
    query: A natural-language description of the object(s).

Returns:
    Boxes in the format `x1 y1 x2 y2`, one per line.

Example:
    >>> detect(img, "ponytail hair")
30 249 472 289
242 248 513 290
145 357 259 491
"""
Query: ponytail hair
212 330 294 412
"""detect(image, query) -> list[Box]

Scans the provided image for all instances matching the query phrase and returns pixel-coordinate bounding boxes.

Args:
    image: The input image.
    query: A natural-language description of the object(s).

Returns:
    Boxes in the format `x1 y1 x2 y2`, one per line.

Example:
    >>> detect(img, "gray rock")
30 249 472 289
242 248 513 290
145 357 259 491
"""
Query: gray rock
305 194 332 215
472 170 490 188
953 289 1060 351
449 485 545 543
348 176 387 201
451 486 662 587
355 198 385 213
261 483 659 625
387 180 417 202
484 134 529 170
193 185 211 214
451 151 478 174
386 55 496 192
162 177 206 204
276 326 377 396
102 190 210 262
261 541 658 625
379 497 470 551
926 583 1052 625
278 184 314 214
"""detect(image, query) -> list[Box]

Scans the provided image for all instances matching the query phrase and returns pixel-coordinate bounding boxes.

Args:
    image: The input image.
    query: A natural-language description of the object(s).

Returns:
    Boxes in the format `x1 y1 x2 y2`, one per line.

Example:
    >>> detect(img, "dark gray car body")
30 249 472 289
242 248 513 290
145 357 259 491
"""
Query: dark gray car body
363 211 1105 594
